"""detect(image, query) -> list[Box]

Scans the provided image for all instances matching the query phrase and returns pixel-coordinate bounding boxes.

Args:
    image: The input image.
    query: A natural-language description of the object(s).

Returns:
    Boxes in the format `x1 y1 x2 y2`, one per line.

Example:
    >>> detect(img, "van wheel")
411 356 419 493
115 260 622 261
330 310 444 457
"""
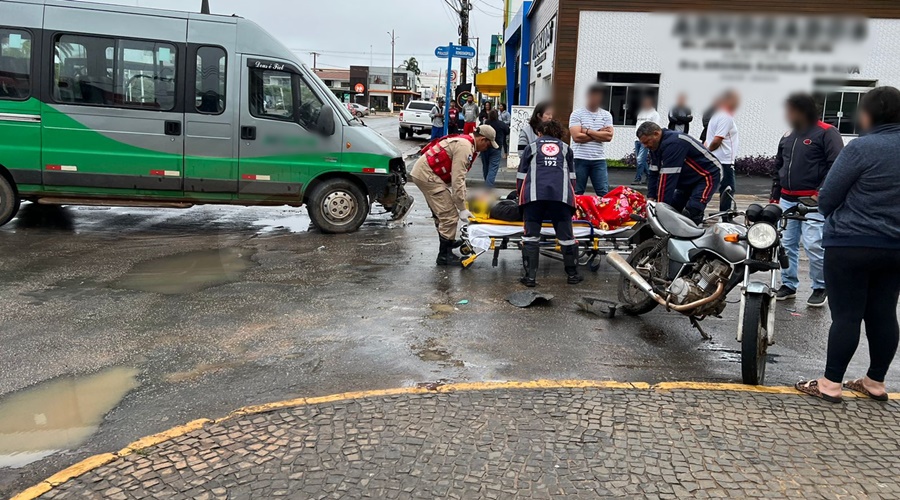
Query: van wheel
399 129 408 140
307 179 369 234
0 175 20 227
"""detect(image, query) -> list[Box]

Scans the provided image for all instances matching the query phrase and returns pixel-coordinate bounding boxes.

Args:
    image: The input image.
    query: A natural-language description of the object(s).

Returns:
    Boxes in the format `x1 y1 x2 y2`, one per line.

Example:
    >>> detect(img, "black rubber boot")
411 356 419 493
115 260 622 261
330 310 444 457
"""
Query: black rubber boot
562 245 583 285
436 237 462 266
520 243 539 287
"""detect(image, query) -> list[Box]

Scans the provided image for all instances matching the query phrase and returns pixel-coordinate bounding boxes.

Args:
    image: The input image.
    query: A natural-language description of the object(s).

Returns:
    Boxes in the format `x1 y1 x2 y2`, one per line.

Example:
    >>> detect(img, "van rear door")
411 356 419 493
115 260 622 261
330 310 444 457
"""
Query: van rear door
41 6 186 194
183 17 237 196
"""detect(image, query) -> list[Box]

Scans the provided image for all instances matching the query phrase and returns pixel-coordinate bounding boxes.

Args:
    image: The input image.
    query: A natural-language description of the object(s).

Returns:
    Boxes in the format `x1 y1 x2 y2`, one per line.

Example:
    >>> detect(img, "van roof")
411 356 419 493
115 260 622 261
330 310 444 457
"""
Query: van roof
13 0 241 23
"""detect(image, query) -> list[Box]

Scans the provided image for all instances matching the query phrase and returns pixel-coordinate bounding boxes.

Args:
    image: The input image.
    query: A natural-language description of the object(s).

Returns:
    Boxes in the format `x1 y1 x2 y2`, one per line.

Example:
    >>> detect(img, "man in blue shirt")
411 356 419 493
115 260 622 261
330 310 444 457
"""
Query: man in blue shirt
637 122 721 223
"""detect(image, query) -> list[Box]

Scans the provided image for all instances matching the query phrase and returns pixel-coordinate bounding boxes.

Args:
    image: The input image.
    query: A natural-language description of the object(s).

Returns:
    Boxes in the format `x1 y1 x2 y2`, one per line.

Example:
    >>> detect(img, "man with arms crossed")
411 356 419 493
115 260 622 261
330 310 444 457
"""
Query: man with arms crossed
569 83 614 196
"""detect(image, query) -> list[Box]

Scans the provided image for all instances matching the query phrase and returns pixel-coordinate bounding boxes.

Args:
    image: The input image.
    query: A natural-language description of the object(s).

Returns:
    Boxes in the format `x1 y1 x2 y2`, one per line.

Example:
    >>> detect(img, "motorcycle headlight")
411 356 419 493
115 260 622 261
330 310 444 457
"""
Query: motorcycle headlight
747 223 778 249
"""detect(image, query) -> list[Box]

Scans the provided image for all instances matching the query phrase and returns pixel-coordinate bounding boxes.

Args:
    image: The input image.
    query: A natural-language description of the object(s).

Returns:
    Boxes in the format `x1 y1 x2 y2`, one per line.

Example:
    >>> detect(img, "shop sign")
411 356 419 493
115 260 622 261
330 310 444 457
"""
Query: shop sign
531 17 554 65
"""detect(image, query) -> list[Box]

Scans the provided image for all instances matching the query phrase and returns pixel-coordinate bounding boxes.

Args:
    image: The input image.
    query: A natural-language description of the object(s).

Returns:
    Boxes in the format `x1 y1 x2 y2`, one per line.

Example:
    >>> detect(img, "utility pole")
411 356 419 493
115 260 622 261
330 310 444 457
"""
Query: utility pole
458 0 471 85
308 52 320 69
200 0 210 14
387 30 397 113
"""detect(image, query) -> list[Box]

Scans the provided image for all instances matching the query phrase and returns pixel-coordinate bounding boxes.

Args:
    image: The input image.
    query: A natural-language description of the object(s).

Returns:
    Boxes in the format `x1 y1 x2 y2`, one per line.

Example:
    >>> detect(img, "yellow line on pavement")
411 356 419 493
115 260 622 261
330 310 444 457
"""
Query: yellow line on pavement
10 379 895 500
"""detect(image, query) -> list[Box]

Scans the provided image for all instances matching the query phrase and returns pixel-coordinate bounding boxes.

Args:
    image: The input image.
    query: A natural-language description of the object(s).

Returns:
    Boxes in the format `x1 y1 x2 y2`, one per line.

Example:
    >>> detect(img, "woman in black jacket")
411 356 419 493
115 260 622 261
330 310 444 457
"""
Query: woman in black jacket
796 86 900 403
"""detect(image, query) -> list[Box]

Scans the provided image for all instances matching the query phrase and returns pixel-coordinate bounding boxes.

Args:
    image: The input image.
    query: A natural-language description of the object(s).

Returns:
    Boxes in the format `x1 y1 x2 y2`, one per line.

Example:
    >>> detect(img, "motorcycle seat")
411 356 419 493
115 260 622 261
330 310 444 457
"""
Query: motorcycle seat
655 203 705 239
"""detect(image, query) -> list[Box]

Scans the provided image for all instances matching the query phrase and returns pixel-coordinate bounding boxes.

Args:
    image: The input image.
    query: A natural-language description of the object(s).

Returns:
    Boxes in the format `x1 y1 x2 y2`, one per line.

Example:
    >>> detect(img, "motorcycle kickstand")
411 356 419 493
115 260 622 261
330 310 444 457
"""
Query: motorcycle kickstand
690 317 712 341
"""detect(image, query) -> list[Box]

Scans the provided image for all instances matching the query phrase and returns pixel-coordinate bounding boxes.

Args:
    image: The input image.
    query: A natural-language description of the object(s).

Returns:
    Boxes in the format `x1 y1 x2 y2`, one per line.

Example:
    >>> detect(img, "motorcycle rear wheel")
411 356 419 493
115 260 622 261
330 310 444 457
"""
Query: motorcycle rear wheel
741 294 769 385
617 239 662 316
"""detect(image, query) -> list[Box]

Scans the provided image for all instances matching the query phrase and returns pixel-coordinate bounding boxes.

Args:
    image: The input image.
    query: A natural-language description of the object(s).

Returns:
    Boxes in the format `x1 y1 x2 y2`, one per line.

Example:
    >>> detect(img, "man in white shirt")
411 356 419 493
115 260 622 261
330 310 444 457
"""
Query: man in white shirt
568 83 615 196
633 96 661 185
705 90 741 212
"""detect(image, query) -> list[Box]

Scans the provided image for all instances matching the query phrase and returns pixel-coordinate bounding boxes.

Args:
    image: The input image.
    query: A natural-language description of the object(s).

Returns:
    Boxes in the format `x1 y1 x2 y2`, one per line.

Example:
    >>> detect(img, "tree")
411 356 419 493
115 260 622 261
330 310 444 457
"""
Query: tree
402 57 421 77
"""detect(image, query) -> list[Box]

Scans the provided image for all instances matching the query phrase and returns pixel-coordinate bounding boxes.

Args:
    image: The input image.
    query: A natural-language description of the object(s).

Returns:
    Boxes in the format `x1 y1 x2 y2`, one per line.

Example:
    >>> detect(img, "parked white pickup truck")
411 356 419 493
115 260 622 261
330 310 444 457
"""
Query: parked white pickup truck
399 100 438 140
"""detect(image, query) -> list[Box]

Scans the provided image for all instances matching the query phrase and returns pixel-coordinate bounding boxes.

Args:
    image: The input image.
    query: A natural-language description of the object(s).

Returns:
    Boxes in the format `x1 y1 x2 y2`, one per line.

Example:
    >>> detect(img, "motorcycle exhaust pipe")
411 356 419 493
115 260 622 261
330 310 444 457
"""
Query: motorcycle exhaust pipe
607 252 662 300
607 251 727 312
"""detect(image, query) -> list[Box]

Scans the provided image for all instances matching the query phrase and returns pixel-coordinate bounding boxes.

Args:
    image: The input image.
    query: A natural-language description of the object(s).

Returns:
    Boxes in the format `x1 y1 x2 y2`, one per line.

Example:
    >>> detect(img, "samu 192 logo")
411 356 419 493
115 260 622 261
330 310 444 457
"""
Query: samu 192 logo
541 143 560 156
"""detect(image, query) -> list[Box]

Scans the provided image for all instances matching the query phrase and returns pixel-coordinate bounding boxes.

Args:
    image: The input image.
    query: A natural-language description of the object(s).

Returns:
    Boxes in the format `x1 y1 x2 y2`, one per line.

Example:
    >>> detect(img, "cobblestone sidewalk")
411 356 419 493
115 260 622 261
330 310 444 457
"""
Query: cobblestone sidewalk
17 384 900 499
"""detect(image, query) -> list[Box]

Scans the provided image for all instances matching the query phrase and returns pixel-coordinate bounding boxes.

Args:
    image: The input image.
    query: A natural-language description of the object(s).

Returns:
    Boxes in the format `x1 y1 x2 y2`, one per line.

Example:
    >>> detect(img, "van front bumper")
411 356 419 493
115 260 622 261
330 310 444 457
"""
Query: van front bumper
358 158 414 221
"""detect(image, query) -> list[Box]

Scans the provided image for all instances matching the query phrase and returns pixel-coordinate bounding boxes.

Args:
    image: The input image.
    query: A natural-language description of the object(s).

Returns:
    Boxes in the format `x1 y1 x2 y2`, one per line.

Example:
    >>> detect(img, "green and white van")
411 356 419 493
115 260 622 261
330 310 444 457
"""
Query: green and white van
0 0 412 233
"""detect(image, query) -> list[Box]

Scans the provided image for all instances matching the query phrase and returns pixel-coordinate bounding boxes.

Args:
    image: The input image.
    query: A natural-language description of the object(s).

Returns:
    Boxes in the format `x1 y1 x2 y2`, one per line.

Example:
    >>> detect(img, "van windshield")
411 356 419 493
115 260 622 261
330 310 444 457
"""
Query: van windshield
302 67 355 123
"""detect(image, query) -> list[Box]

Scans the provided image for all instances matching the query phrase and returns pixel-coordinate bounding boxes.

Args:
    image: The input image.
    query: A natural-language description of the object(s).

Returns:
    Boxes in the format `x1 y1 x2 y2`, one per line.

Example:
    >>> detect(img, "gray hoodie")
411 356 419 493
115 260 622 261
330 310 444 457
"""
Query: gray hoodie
819 124 900 249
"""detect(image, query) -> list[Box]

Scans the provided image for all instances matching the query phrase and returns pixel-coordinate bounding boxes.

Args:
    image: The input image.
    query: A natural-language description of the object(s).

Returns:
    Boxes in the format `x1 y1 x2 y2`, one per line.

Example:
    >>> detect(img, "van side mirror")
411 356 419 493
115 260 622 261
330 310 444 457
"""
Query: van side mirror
316 106 335 136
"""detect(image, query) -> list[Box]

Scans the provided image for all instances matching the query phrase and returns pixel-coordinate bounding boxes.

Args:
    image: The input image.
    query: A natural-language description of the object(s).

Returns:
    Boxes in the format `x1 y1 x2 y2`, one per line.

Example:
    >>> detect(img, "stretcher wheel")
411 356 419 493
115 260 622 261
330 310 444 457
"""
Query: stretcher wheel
459 243 474 256
589 260 602 273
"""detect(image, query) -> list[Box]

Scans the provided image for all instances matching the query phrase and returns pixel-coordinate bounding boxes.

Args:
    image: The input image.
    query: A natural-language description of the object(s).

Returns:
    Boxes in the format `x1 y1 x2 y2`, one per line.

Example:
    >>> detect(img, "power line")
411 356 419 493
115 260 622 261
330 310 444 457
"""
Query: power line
476 0 504 12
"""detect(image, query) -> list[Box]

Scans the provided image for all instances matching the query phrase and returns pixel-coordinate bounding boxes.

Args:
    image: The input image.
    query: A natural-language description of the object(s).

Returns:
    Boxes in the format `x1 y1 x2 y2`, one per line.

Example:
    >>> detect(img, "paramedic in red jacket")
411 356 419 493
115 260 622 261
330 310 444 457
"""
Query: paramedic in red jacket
410 125 498 266
517 120 581 287
637 121 721 224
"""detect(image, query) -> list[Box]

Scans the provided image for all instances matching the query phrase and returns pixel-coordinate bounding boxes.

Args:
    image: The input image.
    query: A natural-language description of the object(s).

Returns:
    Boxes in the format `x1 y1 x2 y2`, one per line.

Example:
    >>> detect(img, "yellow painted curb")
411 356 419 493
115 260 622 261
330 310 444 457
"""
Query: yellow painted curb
10 379 894 500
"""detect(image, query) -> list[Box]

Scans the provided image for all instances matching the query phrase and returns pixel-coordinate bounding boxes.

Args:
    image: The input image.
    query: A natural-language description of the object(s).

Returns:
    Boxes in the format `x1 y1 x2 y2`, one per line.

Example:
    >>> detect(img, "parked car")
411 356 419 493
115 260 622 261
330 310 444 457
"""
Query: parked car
399 100 438 140
347 103 369 117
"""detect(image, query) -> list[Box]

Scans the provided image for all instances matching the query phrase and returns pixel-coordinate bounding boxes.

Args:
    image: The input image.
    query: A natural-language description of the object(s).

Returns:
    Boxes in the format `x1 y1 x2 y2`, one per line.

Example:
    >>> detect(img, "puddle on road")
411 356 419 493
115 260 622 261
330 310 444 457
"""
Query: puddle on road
114 248 255 294
251 214 311 234
427 304 456 320
413 339 465 367
0 367 139 469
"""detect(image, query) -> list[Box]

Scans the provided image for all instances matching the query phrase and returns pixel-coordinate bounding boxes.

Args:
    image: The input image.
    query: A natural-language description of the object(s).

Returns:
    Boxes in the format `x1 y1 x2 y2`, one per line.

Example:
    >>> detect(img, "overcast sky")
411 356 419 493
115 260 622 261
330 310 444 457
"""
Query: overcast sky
77 0 506 75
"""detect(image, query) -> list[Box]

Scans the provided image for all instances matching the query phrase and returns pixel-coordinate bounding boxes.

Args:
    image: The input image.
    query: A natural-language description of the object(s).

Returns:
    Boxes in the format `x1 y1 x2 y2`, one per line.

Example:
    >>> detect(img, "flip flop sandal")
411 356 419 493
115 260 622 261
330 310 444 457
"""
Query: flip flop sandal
795 380 843 403
843 379 889 401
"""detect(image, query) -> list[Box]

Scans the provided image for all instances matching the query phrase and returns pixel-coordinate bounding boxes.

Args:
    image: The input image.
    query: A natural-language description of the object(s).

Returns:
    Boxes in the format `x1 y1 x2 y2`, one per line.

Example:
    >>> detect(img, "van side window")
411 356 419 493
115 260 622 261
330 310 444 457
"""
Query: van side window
53 34 177 111
118 40 177 110
0 29 33 100
249 68 294 121
195 46 226 114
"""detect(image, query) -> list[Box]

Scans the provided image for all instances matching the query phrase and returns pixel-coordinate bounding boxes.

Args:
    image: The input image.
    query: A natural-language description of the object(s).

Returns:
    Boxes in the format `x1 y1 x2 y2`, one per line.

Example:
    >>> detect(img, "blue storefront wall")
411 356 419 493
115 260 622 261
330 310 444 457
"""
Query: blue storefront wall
504 0 532 106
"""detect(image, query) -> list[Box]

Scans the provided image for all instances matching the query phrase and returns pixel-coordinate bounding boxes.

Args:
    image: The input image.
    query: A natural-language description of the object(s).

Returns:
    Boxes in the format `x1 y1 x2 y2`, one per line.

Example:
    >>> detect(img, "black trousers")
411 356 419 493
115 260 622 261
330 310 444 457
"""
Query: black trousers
522 201 575 246
824 246 900 383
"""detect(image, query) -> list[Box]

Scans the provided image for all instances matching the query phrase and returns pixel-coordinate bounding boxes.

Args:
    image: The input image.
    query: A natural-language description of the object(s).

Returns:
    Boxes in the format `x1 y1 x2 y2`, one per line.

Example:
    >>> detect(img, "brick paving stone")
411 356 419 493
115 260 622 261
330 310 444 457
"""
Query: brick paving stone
28 388 900 499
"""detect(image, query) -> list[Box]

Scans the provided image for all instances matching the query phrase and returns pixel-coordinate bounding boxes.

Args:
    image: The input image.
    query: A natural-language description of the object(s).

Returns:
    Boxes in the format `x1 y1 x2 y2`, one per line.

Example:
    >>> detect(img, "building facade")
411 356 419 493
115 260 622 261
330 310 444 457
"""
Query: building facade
516 0 900 160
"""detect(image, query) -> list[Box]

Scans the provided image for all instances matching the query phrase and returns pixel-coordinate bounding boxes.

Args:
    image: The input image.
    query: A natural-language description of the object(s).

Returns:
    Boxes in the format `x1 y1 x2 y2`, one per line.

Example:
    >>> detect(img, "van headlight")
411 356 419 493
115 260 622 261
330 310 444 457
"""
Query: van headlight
747 223 778 249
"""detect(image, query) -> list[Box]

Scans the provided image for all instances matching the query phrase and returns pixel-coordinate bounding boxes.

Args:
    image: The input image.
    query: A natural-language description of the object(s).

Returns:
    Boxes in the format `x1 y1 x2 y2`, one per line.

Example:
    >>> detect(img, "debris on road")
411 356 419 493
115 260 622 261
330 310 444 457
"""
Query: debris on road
577 297 618 319
507 291 554 308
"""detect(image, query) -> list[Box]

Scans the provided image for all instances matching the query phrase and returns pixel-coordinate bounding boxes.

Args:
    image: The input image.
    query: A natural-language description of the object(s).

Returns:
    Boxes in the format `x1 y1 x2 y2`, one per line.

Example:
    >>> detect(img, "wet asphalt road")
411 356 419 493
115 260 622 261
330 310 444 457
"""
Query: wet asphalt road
0 115 896 497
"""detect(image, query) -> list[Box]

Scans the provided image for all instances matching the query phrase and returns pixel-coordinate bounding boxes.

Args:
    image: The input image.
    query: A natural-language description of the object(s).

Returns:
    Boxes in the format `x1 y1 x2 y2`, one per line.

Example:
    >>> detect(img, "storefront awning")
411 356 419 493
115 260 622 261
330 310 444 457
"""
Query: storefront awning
475 67 507 96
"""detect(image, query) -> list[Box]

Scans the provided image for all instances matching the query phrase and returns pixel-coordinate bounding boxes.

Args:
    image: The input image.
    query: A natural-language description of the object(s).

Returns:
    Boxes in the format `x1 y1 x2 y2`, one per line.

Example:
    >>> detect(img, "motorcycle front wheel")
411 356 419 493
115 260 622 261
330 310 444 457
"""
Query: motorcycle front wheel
617 239 662 316
741 294 769 385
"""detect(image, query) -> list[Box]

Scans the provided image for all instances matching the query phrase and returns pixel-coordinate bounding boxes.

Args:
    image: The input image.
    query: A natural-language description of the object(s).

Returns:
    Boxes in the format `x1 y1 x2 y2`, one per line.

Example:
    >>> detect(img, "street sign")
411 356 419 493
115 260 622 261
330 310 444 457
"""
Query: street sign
435 42 477 136
451 70 458 83
434 44 476 60
354 83 365 93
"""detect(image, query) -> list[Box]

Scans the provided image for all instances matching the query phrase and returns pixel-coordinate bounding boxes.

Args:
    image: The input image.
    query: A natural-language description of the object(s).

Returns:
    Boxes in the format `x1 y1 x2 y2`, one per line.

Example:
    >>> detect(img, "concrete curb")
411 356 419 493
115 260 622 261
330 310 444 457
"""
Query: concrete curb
12 379 880 500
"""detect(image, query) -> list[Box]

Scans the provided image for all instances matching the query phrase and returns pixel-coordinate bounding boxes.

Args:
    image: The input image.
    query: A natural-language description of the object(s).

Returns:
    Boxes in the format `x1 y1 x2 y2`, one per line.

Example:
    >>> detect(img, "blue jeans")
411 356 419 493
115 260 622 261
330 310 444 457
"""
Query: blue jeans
481 147 502 188
574 158 609 196
633 141 648 182
430 126 443 140
719 163 735 212
779 199 826 291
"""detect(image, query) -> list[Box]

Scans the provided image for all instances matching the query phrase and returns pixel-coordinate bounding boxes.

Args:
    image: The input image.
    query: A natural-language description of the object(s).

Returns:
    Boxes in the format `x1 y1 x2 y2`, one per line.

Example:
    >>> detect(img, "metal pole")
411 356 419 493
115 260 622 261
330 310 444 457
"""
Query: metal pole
388 30 396 114
443 43 453 137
